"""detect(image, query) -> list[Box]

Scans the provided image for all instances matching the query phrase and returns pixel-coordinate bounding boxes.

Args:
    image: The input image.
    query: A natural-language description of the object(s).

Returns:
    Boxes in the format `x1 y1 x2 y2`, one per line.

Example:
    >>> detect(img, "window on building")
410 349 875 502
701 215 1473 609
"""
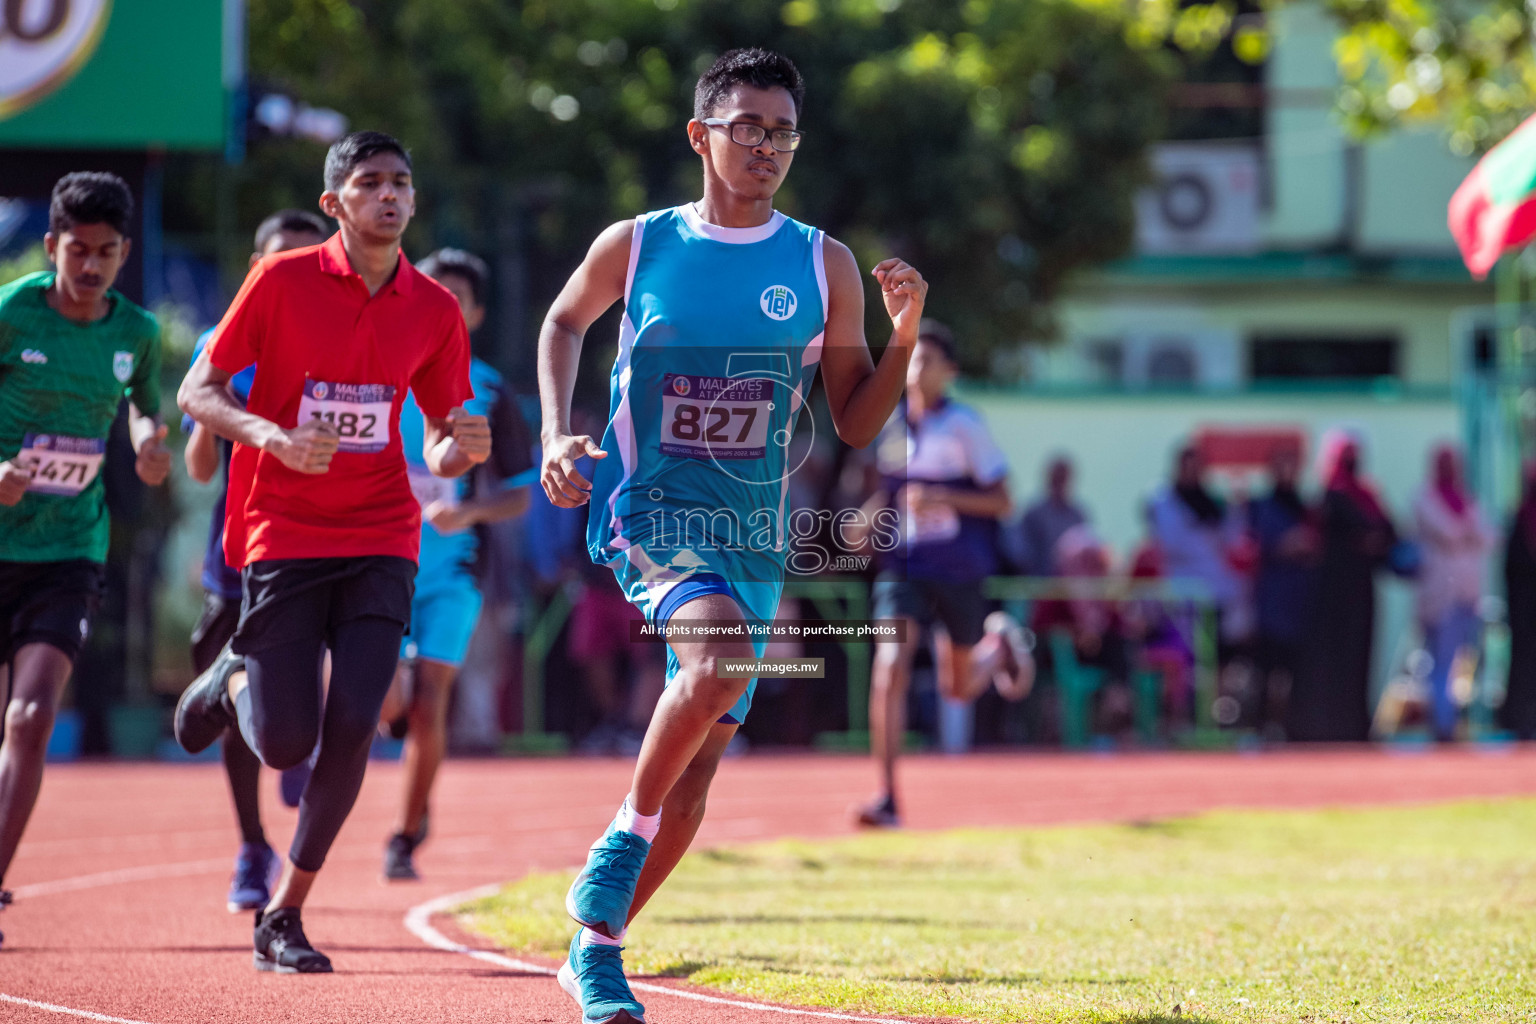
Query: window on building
1085 340 1125 386
1249 335 1400 380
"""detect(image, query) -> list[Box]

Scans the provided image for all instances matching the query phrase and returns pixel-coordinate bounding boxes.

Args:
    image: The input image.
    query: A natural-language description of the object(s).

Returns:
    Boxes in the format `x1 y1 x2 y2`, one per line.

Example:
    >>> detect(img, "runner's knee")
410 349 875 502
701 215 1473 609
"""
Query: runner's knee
4 698 56 754
252 724 319 771
674 653 750 713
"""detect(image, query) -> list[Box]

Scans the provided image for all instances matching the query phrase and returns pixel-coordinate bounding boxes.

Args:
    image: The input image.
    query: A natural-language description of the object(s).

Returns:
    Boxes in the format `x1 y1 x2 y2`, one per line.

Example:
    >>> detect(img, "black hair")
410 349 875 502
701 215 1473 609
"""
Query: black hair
253 208 329 253
49 172 133 237
323 130 412 192
418 248 490 308
694 48 806 121
916 319 957 363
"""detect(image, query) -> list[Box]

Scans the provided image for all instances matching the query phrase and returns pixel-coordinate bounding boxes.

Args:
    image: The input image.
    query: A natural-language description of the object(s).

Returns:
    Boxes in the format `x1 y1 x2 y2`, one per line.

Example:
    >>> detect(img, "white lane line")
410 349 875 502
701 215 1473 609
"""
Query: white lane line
404 884 913 1024
0 862 225 1024
0 993 159 1024
11 858 227 899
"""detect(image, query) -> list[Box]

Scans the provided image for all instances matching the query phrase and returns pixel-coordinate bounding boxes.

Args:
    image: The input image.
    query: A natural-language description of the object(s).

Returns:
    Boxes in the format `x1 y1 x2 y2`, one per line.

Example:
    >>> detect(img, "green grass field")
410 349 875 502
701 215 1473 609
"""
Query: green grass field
460 799 1536 1022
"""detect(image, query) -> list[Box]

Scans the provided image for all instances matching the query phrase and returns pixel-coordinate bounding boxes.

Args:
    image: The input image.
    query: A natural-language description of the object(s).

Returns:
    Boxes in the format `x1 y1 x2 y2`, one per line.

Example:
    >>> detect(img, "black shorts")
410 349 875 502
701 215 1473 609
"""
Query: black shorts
0 559 105 664
872 573 988 647
190 591 242 675
233 556 416 655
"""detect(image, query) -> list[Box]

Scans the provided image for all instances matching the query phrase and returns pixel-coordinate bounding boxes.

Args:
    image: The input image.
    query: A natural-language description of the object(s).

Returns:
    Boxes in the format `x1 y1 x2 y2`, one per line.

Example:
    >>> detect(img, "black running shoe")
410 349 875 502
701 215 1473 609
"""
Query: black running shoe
175 645 242 754
382 832 419 882
0 888 11 949
253 907 333 973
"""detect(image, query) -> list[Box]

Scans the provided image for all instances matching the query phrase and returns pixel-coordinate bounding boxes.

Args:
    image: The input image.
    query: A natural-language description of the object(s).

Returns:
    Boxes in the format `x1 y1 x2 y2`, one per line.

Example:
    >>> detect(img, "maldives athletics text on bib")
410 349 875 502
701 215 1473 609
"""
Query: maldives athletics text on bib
297 379 396 454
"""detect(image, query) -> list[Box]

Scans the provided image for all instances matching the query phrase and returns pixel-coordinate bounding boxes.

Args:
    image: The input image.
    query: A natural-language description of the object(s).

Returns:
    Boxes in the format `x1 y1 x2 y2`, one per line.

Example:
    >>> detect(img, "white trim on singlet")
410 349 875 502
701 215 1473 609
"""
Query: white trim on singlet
623 217 645 305
813 229 829 314
678 203 786 245
777 232 830 548
607 218 647 552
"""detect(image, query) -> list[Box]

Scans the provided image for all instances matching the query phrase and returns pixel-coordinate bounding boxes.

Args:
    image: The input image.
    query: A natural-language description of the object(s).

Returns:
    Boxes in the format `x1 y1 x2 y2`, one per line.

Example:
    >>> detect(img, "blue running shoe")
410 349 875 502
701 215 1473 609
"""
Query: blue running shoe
227 842 278 913
557 931 645 1024
565 820 651 938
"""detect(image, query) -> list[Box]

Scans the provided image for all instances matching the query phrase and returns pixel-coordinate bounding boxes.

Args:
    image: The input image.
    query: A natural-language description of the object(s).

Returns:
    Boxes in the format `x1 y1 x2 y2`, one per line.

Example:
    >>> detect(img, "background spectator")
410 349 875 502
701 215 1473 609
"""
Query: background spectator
1247 446 1318 734
1413 443 1493 741
1288 430 1397 742
1148 444 1252 645
1005 455 1087 576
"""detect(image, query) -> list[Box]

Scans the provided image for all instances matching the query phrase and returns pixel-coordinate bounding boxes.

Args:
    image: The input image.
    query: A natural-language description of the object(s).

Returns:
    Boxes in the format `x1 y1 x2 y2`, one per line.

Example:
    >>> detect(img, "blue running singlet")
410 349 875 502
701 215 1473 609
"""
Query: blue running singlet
585 205 829 721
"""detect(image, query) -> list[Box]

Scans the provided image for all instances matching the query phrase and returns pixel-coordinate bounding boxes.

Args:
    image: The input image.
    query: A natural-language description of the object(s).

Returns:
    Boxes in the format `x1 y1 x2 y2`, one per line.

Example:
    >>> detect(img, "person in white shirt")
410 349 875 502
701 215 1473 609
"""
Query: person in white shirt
1413 443 1493 741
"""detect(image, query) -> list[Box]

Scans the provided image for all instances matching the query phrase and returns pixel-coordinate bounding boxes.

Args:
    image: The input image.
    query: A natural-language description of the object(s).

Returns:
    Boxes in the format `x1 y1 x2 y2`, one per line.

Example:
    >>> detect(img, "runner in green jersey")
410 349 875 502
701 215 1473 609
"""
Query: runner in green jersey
0 173 170 947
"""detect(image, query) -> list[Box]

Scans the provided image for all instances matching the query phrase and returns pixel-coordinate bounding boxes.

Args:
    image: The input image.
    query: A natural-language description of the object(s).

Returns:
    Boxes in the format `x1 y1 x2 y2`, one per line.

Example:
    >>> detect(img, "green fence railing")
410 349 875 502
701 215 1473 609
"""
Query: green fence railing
508 574 1220 752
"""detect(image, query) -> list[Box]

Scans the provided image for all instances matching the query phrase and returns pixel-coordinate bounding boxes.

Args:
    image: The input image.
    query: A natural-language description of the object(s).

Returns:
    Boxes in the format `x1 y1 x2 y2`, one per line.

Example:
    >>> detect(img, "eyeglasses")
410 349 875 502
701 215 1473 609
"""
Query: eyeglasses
700 118 803 153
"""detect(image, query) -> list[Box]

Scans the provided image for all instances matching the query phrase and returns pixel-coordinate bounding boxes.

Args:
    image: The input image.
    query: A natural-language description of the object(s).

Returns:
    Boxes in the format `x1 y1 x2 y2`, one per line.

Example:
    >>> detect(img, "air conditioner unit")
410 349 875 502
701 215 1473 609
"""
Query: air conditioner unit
1135 143 1262 255
1119 329 1242 390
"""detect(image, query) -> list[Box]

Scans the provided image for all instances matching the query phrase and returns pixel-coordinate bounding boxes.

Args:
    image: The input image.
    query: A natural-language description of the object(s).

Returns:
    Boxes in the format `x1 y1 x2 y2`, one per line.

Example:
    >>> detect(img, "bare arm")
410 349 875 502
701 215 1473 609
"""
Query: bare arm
537 219 633 507
423 408 491 478
913 478 1011 519
817 239 928 449
127 406 170 486
184 421 221 484
423 482 531 535
177 349 338 474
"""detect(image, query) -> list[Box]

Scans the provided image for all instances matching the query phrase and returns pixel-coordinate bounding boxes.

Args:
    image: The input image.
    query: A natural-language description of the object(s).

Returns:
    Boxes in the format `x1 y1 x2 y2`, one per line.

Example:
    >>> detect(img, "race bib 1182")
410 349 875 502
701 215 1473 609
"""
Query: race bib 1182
297 380 396 454
18 433 105 496
659 374 773 461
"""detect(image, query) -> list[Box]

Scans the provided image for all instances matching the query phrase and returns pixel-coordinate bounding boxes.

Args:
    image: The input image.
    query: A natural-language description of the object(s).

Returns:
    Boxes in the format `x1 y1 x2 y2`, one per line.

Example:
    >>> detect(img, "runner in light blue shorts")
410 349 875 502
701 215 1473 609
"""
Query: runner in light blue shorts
381 249 534 882
537 48 930 1024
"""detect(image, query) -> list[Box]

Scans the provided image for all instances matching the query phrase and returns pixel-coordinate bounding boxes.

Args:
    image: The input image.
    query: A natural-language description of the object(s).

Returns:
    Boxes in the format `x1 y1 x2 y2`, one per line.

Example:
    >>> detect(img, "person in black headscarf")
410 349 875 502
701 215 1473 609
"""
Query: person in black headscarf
1148 444 1251 646
1287 430 1396 742
1499 460 1536 739
1247 445 1317 733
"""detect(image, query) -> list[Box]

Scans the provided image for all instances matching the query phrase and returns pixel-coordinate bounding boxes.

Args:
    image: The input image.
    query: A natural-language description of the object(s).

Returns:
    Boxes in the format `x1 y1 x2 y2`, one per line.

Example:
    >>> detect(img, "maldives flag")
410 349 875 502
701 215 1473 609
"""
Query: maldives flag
1450 113 1536 279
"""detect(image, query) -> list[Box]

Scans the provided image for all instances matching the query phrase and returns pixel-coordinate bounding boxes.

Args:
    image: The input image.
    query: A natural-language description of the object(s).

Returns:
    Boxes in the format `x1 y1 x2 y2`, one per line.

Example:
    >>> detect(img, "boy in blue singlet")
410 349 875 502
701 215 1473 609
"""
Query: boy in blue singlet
380 248 532 882
538 48 928 1024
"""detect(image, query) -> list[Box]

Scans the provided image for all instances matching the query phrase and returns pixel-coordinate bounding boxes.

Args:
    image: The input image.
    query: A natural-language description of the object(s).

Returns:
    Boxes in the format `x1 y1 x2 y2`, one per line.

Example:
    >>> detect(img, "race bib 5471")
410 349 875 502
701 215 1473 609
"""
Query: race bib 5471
659 374 772 461
18 433 105 496
297 380 396 454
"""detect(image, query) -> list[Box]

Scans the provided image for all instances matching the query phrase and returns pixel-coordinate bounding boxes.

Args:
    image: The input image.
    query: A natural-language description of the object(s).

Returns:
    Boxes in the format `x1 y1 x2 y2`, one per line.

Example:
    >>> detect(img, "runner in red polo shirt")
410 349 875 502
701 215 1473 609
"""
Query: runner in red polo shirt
173 131 488 974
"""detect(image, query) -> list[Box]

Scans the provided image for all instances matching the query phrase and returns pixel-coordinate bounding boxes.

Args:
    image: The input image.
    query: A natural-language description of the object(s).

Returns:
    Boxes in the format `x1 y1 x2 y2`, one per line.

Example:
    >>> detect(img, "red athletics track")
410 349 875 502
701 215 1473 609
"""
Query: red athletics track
4 747 1536 1024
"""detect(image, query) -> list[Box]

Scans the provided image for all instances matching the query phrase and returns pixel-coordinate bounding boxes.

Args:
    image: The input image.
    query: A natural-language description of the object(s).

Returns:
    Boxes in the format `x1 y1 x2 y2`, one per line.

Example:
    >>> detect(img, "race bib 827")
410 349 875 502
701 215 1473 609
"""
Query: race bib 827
18 433 105 496
659 374 772 461
297 380 396 454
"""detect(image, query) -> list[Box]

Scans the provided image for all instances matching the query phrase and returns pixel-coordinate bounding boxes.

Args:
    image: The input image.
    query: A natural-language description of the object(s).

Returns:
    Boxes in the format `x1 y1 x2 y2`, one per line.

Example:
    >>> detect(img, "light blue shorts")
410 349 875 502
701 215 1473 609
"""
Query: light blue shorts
401 579 483 668
609 558 781 726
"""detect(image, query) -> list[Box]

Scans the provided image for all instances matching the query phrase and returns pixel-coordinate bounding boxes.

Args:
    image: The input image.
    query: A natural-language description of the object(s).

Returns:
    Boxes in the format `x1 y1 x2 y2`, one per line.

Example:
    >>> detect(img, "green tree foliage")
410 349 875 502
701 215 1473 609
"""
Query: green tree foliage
238 0 1530 369
1325 0 1535 154
1125 0 1535 154
241 0 1173 369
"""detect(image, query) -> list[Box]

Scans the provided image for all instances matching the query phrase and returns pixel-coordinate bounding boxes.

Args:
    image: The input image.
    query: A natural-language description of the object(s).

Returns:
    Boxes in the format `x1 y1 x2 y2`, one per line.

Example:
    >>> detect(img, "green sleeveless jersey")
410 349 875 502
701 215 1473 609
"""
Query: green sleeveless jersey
0 272 162 563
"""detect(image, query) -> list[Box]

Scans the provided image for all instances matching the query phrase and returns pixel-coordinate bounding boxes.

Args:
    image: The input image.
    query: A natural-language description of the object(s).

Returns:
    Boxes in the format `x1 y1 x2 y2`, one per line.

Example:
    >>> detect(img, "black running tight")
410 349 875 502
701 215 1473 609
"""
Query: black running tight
234 615 404 872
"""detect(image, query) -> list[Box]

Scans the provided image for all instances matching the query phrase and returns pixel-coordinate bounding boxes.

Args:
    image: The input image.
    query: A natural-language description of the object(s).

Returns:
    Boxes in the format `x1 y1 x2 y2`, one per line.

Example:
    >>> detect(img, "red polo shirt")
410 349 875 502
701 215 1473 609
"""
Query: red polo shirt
206 233 472 567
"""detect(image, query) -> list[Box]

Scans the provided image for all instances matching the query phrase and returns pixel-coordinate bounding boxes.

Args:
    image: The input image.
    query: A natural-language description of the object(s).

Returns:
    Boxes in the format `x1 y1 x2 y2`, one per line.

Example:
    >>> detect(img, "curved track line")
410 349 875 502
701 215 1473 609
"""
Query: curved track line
0 993 159 1024
404 884 913 1024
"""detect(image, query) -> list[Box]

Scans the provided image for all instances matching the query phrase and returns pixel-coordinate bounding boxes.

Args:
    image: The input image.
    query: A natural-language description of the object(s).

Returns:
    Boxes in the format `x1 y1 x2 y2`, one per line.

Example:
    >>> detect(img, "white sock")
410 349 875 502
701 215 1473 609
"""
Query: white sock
581 926 624 947
614 798 662 843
